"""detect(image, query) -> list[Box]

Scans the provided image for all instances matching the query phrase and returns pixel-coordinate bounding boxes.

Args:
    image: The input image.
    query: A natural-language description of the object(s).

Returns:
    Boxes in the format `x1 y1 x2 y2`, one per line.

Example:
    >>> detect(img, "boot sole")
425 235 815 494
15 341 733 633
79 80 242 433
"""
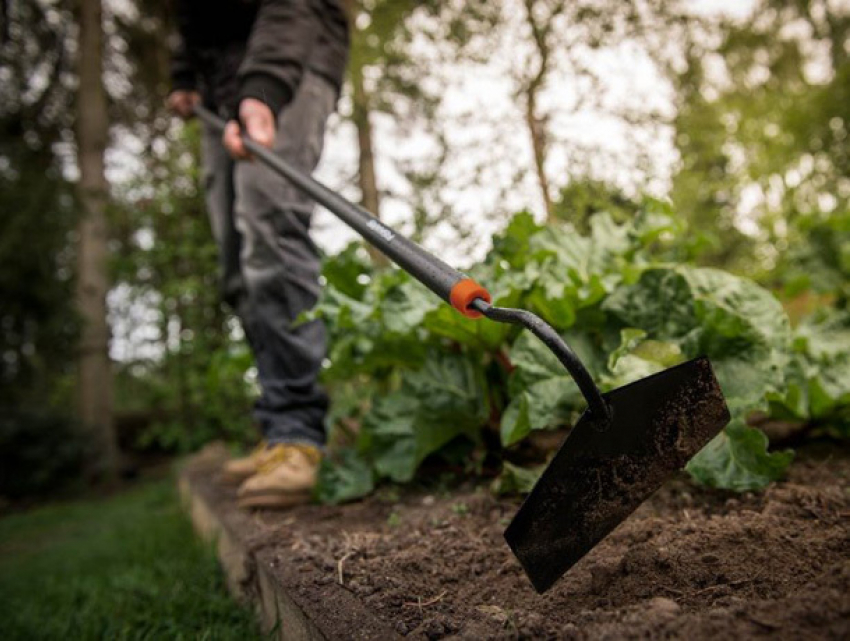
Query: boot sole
221 470 257 485
238 490 313 509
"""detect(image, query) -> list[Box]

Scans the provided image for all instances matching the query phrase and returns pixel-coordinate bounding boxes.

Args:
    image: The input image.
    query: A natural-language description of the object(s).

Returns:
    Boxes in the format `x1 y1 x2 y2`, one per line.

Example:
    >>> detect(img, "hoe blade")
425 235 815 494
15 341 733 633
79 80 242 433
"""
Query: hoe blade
504 356 730 593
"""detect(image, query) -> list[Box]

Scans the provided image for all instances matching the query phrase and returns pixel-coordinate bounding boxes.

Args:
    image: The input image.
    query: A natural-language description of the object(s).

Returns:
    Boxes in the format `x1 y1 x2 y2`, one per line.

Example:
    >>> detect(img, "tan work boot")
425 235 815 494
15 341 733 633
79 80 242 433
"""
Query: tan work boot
237 443 322 509
221 441 272 484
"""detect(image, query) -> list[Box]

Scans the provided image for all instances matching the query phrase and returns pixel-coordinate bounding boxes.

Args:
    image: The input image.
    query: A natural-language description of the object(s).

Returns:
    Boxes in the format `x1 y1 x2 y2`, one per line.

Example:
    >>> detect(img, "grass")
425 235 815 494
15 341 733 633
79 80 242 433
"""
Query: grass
0 477 261 640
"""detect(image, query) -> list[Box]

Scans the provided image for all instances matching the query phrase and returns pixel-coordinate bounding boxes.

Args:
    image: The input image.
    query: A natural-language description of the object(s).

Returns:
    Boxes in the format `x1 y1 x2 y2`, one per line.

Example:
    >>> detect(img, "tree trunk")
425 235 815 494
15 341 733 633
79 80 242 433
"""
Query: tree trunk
75 0 119 479
522 0 558 222
526 91 553 220
350 58 388 266
351 66 380 218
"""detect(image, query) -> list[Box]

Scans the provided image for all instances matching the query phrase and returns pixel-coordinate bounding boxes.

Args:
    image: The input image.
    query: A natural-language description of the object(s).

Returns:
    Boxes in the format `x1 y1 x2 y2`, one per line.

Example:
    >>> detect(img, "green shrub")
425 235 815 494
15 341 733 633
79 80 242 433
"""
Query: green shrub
312 202 817 500
768 309 850 436
0 408 87 498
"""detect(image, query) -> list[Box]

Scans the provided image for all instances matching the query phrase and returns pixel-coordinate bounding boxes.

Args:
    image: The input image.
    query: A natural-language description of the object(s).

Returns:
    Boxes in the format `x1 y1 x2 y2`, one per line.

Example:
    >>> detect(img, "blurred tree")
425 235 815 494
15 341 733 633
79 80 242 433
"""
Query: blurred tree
344 0 381 225
99 1 256 451
342 0 500 254
343 0 409 265
671 0 849 272
505 0 688 224
551 179 641 233
518 0 565 219
105 0 175 154
0 0 95 492
75 0 119 477
109 126 256 452
0 0 78 409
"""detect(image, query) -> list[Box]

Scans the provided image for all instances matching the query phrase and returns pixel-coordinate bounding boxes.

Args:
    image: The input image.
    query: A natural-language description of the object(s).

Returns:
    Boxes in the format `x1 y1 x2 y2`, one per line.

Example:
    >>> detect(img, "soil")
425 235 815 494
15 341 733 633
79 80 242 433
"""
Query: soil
187 442 850 639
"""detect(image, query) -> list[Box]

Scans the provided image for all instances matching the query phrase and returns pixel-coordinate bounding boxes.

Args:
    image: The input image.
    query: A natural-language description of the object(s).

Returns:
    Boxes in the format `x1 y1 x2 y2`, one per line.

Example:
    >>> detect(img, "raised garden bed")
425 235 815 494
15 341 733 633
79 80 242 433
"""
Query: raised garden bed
179 442 850 639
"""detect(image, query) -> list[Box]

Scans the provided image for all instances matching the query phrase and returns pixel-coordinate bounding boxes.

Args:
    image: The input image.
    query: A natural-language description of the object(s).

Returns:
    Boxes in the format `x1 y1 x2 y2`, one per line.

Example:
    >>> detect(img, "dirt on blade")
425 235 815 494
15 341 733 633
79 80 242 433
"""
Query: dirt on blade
505 356 730 593
186 442 850 639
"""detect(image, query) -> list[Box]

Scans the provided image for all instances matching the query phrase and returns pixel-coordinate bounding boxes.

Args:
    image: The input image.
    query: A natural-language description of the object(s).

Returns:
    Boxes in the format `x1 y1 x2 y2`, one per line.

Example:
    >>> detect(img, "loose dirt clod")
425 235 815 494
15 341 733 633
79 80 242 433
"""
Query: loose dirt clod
185 443 850 639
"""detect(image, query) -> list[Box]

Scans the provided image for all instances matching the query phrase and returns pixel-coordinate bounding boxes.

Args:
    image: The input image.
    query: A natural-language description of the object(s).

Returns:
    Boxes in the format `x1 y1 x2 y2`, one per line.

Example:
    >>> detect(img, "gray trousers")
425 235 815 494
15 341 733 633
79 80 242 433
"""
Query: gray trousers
201 72 336 446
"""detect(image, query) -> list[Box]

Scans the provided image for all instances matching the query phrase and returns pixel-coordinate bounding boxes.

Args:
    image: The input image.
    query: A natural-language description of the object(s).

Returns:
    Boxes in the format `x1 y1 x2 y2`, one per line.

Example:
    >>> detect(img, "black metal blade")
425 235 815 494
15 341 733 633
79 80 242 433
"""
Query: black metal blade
504 356 730 594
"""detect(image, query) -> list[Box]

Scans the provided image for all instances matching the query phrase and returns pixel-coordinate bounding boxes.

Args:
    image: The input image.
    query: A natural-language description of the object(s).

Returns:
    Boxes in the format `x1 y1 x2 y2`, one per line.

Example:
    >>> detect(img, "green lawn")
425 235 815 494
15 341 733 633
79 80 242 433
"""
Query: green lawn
0 477 261 640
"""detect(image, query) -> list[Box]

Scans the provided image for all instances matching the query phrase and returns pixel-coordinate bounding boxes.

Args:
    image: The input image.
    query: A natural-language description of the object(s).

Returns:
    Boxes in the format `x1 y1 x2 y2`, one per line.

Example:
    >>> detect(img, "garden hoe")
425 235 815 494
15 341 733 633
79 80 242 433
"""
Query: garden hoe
195 106 732 594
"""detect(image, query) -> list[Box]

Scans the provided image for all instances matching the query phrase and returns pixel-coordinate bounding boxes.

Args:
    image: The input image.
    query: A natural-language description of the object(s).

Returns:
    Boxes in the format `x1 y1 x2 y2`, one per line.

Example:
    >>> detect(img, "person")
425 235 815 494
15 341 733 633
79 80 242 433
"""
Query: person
167 0 349 508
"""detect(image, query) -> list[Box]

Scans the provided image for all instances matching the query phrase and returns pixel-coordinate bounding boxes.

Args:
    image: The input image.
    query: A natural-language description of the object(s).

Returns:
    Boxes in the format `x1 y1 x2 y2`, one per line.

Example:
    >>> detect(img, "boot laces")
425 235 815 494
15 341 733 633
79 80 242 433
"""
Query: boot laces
257 443 321 474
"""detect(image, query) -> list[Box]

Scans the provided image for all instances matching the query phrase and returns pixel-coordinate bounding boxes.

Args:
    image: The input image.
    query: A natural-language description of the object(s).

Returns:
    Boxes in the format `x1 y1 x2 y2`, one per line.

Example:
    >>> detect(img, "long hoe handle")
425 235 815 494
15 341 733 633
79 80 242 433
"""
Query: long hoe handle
193 105 610 424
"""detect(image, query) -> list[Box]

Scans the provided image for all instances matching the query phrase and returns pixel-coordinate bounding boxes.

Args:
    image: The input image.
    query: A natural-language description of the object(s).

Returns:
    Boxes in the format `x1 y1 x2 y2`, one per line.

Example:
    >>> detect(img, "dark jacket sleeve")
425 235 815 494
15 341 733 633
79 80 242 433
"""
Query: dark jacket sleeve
169 5 198 92
170 36 198 92
237 0 346 117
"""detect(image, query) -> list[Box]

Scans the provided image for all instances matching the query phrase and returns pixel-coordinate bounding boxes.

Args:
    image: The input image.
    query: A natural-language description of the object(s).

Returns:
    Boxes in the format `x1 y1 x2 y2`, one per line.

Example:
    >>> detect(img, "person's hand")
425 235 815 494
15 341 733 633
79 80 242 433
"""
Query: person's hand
166 90 200 120
223 98 276 160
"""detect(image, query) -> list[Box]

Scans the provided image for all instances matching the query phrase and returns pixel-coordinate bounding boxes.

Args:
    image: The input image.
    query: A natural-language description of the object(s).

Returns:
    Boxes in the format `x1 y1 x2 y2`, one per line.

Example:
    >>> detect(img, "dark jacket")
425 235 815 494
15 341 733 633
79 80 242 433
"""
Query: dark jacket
170 0 349 118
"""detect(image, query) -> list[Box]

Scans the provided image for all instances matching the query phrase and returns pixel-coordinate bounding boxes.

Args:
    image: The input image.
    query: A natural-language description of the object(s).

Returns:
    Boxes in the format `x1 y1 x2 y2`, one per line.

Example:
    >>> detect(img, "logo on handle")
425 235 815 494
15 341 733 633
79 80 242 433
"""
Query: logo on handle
367 218 395 242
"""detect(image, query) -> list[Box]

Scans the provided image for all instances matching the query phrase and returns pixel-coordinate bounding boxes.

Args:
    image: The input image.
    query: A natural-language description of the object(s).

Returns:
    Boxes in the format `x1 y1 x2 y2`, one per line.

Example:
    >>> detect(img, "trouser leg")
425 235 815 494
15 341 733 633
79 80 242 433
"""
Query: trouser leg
200 120 257 335
233 72 337 447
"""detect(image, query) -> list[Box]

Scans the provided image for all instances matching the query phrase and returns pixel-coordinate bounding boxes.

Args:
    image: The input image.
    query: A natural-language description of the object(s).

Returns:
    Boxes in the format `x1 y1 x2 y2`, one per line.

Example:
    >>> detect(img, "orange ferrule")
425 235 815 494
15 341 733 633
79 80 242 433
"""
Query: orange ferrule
449 278 491 319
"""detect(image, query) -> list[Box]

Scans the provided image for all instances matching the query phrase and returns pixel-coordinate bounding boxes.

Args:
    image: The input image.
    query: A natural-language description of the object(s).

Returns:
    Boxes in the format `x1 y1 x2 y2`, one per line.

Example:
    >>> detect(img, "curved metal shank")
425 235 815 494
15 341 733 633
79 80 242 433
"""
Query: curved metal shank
470 298 611 426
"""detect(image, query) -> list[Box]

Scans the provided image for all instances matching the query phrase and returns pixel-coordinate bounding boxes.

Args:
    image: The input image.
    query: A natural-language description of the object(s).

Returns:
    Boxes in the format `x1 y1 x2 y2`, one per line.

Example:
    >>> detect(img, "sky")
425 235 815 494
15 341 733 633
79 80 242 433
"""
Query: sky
307 0 759 265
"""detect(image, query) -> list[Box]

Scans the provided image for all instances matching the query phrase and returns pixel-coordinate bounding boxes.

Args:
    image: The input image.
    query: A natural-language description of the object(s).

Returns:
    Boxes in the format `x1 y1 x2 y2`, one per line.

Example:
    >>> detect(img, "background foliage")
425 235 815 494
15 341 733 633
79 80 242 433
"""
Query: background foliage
109 126 256 453
312 202 831 502
1 0 847 498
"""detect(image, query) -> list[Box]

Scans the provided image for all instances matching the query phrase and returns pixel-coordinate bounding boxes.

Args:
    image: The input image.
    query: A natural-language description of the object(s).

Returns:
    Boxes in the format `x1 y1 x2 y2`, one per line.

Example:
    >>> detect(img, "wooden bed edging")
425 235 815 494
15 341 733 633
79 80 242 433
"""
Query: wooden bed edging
177 448 400 641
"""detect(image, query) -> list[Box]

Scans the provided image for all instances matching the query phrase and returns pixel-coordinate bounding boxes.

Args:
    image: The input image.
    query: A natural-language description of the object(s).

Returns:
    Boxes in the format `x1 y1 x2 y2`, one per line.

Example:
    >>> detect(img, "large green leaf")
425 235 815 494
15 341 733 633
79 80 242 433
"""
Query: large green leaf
406 350 489 424
358 351 489 482
768 309 850 431
778 211 850 302
380 278 440 335
602 269 700 340
321 243 373 299
686 420 794 491
602 266 794 489
500 392 531 446
604 266 791 413
508 327 603 390
301 284 374 330
313 207 807 497
484 210 543 269
491 461 544 495
500 378 578 445
519 213 640 329
500 330 603 445
314 448 375 505
603 328 686 388
359 392 420 482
